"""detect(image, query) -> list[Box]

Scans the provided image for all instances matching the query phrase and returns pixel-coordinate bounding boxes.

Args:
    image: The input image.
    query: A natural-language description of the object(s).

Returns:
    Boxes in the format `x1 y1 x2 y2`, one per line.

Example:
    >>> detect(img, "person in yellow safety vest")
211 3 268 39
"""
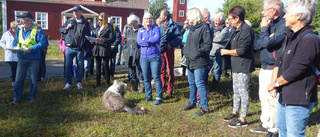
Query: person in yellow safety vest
10 12 47 105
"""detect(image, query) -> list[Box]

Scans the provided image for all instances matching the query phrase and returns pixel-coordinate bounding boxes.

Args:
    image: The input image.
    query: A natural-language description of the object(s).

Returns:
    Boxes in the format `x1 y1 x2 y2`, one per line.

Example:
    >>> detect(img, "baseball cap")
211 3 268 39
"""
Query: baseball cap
16 12 34 20
73 5 82 11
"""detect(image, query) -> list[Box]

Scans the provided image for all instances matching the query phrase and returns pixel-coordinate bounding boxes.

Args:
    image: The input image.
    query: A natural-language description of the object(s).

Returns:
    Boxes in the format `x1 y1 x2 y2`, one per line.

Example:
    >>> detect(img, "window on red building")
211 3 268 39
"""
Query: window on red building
179 10 184 17
36 12 48 30
180 0 185 4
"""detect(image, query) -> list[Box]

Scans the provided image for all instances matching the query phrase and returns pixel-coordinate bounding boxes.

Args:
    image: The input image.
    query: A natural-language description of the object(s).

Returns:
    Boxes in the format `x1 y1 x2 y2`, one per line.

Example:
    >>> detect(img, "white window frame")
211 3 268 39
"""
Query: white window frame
179 10 184 17
111 16 122 32
14 11 27 23
35 12 48 30
180 0 185 4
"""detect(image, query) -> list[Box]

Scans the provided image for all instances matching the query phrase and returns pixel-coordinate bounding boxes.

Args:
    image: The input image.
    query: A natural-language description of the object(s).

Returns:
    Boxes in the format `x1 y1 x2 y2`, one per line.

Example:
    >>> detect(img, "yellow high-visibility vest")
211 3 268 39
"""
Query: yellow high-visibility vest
18 26 38 48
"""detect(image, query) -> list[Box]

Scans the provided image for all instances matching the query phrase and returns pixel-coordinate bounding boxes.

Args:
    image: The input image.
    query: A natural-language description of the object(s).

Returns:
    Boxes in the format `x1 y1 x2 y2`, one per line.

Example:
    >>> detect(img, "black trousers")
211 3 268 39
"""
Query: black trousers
8 62 17 82
95 56 110 85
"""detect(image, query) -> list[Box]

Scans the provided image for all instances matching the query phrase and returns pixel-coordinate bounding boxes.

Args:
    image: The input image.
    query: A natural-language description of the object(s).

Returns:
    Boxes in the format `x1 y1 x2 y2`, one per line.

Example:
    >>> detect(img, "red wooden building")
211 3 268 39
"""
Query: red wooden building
1 0 149 40
172 0 187 23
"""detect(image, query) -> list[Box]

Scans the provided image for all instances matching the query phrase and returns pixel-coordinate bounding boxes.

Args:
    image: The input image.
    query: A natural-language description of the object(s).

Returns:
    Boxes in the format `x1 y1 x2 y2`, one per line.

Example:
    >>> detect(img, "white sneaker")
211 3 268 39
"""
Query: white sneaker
77 83 83 89
63 83 72 90
12 82 14 86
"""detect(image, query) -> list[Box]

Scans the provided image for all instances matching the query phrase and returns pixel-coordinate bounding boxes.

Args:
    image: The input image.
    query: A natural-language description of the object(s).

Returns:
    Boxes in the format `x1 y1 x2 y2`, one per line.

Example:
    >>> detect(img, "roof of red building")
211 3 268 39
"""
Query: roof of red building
7 0 150 10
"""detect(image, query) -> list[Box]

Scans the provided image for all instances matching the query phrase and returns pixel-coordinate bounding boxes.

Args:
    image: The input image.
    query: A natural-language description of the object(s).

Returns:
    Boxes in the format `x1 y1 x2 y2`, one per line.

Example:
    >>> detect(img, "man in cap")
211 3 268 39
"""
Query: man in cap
59 5 90 90
11 12 47 104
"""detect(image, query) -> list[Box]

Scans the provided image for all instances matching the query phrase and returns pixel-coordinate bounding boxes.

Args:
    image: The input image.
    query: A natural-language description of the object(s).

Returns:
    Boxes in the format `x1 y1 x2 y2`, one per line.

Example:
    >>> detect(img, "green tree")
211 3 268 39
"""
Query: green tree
218 0 264 34
311 0 320 35
149 0 170 20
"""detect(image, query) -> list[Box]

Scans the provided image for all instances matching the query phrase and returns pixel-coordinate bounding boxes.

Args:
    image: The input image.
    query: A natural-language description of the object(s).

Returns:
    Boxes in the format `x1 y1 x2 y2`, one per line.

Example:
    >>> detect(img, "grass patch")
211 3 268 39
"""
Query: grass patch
0 45 319 136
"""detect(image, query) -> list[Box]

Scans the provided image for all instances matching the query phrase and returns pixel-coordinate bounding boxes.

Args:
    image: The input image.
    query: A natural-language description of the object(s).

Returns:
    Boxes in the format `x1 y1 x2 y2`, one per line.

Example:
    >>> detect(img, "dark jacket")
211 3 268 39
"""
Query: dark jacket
123 25 142 66
275 26 320 105
84 27 95 58
255 13 290 69
92 25 115 57
160 18 182 53
225 22 255 73
111 24 121 50
59 15 90 51
183 22 212 70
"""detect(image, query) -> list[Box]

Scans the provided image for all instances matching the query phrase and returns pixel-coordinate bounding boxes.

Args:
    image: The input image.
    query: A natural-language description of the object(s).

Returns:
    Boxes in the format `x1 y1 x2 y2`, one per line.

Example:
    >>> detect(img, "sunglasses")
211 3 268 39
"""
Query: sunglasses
98 19 103 21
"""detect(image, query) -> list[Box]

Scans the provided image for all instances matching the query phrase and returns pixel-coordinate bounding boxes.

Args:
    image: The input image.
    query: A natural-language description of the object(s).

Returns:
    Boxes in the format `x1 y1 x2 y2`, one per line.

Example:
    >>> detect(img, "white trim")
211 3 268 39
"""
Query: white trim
35 12 48 30
179 10 184 17
180 0 185 4
2 0 7 33
61 5 99 27
61 5 98 15
110 16 122 32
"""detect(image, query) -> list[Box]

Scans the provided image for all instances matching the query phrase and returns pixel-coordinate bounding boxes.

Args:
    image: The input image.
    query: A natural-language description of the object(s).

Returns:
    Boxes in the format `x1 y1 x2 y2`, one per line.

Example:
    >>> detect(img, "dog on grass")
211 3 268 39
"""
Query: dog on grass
102 80 146 115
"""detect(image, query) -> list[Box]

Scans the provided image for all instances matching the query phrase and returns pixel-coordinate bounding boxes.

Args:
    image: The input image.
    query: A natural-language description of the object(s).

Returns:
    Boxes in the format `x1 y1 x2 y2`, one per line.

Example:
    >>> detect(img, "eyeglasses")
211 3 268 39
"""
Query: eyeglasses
98 19 103 21
227 17 234 21
262 7 273 14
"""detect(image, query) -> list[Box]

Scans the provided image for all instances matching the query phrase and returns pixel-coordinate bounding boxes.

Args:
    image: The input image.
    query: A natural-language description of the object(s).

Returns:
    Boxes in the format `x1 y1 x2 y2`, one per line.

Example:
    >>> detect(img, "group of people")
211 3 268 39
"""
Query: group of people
1 0 319 136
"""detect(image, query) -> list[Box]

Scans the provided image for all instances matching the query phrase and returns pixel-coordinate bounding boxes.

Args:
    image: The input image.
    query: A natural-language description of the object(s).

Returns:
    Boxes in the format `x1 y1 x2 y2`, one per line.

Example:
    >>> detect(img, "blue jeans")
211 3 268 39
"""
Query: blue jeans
276 93 316 137
117 44 125 64
210 56 222 82
110 47 118 78
84 57 91 72
65 47 84 84
187 68 209 109
128 56 143 83
14 59 39 100
140 56 163 100
40 53 46 78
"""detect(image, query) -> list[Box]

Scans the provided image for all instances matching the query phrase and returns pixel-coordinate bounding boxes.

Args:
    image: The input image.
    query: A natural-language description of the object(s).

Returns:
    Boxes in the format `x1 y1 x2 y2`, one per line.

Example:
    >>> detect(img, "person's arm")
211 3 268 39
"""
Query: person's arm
168 25 182 48
137 28 148 46
212 27 230 44
199 26 212 53
27 29 47 53
0 32 7 49
144 26 161 44
59 19 70 34
111 26 121 46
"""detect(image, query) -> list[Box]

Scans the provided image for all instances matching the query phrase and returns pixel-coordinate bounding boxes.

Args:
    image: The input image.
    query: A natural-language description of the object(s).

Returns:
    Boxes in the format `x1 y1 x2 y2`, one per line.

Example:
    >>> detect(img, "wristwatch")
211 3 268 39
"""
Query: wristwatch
275 79 280 87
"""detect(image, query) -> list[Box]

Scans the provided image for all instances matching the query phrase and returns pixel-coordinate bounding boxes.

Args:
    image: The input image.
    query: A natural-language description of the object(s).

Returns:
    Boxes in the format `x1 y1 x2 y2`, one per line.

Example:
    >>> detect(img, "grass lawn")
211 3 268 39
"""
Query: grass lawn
0 44 319 136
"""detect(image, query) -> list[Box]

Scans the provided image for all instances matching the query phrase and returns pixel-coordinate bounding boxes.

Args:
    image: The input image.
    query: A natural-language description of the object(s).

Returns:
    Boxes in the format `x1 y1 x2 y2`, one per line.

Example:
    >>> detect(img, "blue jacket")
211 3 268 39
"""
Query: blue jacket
111 25 121 48
160 18 182 53
255 13 290 69
137 25 161 58
13 24 47 60
59 15 90 51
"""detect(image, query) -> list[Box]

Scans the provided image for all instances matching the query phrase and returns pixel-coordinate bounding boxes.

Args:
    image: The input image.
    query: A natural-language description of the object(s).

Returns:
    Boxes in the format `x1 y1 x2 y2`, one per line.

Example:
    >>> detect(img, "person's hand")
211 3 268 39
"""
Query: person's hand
11 50 17 53
90 41 94 44
167 44 172 50
66 23 72 30
25 48 31 54
260 17 271 27
268 81 278 98
97 38 104 43
220 49 227 56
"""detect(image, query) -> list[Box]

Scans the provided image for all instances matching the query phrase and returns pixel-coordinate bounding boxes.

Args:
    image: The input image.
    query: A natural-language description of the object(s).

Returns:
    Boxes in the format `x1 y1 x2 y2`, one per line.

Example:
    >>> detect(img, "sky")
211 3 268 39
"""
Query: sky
167 0 291 19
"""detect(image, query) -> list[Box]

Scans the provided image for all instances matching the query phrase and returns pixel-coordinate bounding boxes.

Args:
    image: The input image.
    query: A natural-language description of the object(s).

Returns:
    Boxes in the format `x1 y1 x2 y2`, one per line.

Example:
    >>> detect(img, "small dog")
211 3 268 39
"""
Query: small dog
102 80 146 115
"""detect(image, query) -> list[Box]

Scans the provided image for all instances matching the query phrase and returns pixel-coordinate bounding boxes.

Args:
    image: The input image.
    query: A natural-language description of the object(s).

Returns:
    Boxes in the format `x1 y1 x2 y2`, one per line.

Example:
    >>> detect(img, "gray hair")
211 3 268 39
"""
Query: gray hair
127 14 140 25
265 0 284 13
215 12 225 22
142 12 154 27
288 0 317 25
201 9 210 19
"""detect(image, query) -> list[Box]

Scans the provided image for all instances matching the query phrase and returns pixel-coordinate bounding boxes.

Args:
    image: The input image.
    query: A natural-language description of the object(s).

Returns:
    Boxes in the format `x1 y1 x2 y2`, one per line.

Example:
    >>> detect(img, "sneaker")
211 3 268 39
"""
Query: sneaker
194 108 210 116
223 113 238 122
11 100 20 105
143 97 152 101
165 93 173 99
228 119 248 128
196 99 200 105
249 124 268 133
63 83 72 90
266 132 278 137
77 83 83 89
182 103 196 111
151 99 163 106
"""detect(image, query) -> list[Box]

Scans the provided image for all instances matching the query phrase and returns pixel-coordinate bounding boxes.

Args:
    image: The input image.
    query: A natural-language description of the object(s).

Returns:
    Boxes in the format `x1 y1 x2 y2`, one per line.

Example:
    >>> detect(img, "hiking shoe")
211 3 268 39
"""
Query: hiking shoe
143 97 152 101
223 113 238 122
249 124 268 133
196 99 200 105
267 132 278 137
228 119 248 128
77 83 83 89
151 99 163 106
165 93 173 99
182 103 196 111
193 108 210 116
63 83 72 90
11 100 20 105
